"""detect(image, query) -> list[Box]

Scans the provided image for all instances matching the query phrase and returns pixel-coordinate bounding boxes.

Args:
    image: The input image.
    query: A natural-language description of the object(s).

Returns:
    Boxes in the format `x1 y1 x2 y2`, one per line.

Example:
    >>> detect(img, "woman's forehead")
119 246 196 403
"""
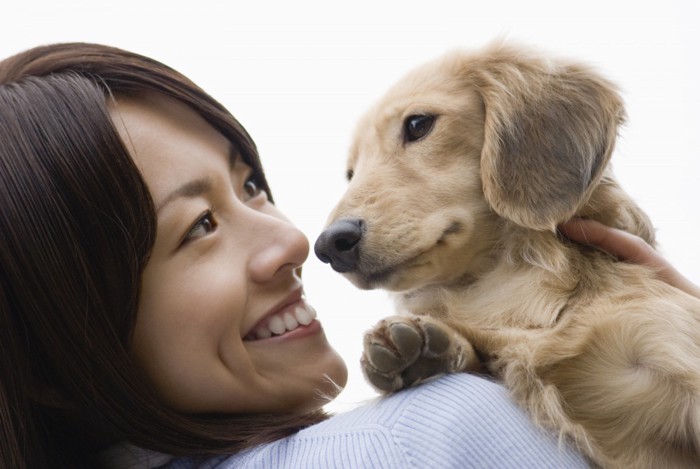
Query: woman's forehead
109 93 235 200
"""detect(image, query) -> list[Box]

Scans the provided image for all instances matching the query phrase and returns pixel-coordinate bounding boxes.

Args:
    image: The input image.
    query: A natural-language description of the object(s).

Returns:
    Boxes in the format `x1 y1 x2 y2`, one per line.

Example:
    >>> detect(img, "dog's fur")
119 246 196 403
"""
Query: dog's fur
315 41 700 468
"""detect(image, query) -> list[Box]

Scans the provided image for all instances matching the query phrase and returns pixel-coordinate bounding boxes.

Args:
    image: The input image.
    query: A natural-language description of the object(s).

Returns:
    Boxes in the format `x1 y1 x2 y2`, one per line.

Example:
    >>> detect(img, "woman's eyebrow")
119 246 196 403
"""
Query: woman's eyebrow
156 146 238 214
156 177 213 214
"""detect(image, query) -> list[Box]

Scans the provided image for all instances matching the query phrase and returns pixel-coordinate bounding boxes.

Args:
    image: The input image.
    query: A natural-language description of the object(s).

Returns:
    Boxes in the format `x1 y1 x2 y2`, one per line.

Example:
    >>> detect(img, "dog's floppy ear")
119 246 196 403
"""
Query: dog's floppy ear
472 45 625 231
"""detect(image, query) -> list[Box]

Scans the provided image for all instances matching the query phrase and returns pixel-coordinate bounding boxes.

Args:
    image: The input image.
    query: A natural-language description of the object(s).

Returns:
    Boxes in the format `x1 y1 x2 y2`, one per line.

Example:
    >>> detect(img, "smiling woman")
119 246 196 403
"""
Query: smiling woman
0 42 589 469
0 43 346 468
111 93 345 415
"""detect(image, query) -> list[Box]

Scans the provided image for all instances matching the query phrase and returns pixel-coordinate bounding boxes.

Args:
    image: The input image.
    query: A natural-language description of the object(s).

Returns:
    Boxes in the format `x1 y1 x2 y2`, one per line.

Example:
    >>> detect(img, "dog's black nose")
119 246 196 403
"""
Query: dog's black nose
314 218 364 273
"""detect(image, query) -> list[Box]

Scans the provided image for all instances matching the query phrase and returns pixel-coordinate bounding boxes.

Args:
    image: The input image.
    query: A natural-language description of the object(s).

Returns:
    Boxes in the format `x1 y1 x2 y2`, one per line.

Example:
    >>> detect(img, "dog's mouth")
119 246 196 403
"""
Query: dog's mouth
318 221 464 291
348 256 420 290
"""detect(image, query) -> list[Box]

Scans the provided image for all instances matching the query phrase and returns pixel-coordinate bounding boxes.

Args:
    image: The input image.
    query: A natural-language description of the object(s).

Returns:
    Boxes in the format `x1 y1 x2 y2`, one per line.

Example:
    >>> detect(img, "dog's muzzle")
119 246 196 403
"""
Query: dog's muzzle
314 218 364 273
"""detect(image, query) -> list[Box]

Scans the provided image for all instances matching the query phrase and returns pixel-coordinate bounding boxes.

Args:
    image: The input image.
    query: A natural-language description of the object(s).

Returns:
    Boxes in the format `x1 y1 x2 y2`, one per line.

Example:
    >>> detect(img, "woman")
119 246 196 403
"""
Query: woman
0 43 346 468
0 42 687 469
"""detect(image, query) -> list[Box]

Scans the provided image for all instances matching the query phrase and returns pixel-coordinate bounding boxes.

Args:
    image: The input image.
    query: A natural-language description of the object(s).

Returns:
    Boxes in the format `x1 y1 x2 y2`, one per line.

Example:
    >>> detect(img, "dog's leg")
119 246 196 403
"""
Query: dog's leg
361 315 604 461
361 315 484 392
360 314 547 392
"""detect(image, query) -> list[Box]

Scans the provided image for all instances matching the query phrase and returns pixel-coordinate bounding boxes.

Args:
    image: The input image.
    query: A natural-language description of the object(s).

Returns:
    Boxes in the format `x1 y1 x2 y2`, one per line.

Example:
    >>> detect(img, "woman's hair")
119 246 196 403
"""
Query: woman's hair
0 44 326 469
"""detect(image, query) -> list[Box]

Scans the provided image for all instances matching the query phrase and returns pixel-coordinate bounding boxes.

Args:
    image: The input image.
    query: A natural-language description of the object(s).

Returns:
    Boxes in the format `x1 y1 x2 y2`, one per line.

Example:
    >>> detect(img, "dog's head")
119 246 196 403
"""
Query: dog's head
315 42 627 291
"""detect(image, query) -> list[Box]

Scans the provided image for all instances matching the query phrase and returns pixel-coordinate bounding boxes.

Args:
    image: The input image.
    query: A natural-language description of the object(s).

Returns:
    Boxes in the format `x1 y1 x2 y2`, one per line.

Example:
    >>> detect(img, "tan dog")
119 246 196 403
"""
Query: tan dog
314 41 700 468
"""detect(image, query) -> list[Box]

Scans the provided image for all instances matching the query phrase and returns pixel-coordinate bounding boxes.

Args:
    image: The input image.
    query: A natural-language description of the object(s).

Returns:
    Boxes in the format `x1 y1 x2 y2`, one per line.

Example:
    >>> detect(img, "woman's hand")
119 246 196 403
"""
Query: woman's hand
559 218 700 299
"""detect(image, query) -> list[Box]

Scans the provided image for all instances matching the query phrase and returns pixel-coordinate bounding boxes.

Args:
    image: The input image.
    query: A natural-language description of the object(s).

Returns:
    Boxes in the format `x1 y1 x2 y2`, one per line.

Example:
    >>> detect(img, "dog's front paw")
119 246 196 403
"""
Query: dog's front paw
361 315 479 392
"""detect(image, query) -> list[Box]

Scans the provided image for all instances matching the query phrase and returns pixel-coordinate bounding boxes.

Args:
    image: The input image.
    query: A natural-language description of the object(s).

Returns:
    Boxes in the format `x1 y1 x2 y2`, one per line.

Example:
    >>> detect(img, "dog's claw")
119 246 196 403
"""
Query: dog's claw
362 316 478 392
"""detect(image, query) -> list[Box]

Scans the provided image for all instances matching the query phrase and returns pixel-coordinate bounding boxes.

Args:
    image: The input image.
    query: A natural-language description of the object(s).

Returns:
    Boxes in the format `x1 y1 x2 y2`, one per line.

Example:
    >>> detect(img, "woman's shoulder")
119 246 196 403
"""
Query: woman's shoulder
189 373 589 469
307 373 512 434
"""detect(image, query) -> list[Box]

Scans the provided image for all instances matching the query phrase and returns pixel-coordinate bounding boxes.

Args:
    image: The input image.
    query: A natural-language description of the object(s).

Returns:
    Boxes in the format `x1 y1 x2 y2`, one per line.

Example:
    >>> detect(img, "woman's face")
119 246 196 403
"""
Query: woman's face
110 93 347 414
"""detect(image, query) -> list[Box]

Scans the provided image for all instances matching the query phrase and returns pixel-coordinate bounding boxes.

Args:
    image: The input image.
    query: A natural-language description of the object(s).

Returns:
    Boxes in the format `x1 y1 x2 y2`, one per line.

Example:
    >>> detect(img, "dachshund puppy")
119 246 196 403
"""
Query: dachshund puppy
315 41 700 468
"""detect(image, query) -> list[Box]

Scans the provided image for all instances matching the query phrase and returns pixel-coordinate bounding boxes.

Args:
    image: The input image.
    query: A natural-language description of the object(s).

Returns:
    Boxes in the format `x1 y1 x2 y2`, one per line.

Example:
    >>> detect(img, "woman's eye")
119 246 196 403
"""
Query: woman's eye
184 210 217 242
403 114 436 143
243 177 264 200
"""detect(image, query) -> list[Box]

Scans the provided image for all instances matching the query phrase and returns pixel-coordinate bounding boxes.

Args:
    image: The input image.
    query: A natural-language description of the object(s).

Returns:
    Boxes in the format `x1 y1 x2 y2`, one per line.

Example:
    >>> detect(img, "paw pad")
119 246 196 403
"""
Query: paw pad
362 317 472 392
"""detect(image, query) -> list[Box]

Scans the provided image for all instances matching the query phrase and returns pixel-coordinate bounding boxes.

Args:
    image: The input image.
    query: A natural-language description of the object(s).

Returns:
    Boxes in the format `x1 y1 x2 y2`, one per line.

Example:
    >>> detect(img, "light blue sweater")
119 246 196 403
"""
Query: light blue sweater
162 374 589 468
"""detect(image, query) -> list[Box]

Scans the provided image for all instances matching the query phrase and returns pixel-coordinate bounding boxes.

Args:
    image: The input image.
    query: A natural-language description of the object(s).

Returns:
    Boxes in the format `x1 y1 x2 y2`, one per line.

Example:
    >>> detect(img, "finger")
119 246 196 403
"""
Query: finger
559 219 700 299
558 218 651 263
557 218 609 246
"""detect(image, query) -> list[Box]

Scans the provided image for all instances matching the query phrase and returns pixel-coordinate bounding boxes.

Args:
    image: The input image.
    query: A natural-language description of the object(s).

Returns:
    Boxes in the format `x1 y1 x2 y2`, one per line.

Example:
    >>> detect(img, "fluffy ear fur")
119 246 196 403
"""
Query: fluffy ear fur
469 44 625 231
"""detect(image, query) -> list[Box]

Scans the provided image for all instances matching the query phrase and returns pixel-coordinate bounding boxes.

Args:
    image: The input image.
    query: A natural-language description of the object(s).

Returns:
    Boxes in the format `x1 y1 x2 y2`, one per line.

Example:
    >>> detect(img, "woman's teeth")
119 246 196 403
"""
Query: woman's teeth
247 304 317 340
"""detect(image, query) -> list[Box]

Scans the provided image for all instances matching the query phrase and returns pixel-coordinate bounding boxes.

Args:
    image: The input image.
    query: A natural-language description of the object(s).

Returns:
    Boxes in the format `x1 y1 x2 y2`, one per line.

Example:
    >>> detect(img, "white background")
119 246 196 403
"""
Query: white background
3 0 698 412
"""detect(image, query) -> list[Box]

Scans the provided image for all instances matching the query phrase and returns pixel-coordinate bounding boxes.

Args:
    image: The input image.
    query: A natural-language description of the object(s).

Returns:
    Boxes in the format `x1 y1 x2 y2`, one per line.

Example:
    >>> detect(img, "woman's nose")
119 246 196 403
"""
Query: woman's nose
247 210 310 284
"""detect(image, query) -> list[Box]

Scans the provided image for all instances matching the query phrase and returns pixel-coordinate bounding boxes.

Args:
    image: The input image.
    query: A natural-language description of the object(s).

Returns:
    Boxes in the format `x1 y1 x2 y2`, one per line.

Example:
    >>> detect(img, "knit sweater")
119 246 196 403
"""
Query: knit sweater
160 374 588 468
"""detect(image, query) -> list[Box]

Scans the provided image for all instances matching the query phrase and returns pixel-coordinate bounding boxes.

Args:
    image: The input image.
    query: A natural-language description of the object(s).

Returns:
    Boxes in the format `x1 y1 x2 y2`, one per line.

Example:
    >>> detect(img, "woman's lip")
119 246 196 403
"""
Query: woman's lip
243 287 304 338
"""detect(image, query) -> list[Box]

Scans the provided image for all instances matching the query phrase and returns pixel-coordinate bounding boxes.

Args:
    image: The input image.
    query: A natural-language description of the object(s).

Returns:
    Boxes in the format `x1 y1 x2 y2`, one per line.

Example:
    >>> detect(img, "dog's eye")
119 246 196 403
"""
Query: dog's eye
403 114 436 143
346 168 354 181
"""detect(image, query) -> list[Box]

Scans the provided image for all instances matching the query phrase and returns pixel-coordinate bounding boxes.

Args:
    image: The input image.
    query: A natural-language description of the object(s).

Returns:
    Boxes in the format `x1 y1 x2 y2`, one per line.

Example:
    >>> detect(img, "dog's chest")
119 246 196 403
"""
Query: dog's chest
395 270 569 330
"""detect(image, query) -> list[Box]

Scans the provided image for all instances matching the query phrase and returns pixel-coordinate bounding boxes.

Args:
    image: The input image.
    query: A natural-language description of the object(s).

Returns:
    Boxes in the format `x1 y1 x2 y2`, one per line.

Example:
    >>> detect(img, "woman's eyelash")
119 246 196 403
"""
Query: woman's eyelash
243 176 266 200
183 210 217 243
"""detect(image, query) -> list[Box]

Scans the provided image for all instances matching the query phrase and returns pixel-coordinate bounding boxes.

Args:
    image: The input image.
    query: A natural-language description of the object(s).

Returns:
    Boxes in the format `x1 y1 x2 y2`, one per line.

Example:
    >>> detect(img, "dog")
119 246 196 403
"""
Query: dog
314 41 700 468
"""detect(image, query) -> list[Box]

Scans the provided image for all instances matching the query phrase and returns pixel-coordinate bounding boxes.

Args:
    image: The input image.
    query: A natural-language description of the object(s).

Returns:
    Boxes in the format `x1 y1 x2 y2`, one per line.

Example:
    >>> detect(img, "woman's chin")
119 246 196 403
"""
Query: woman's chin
293 353 348 412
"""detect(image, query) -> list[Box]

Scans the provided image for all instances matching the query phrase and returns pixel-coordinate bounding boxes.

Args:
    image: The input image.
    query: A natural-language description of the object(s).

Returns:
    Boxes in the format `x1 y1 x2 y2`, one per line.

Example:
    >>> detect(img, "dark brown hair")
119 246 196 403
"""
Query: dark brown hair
0 43 326 469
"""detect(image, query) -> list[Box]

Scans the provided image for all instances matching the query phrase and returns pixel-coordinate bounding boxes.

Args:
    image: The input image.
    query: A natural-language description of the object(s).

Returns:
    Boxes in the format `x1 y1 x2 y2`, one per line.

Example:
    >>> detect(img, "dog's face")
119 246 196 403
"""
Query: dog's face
315 57 500 292
315 42 624 292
